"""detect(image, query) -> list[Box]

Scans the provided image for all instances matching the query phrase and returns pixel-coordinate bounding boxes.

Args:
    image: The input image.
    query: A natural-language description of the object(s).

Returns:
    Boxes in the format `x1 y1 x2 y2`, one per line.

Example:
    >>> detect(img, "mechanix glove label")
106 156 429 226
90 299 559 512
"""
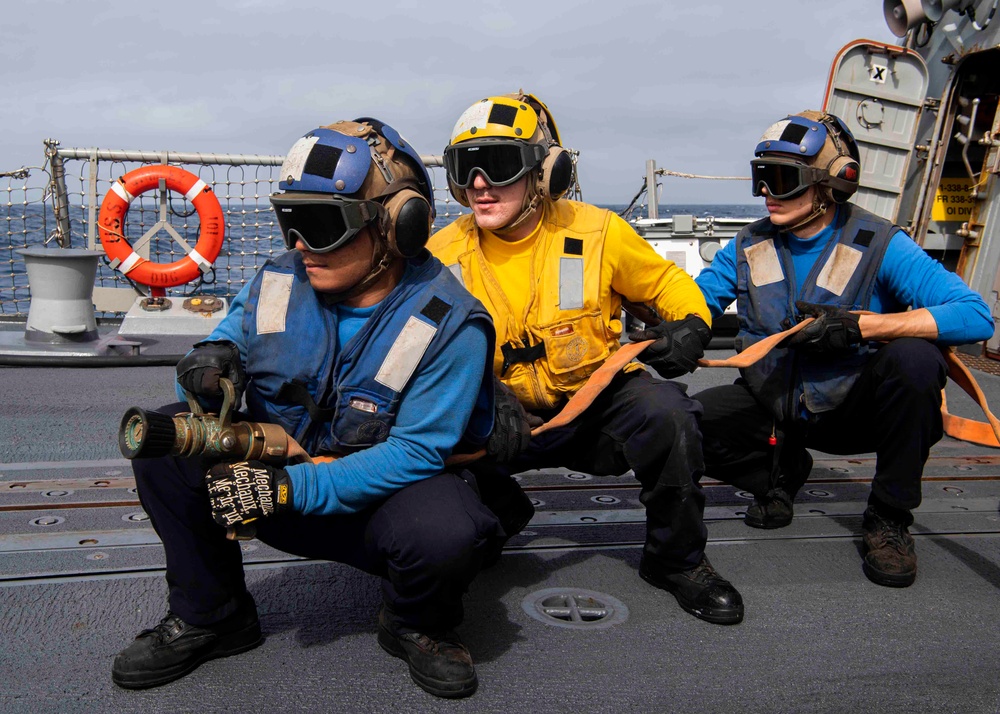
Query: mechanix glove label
205 460 289 527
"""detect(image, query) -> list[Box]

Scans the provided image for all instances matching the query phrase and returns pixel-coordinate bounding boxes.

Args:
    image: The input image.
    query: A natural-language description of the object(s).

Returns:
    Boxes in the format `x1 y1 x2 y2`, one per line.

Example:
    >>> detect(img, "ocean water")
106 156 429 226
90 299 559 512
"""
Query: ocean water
1 202 766 315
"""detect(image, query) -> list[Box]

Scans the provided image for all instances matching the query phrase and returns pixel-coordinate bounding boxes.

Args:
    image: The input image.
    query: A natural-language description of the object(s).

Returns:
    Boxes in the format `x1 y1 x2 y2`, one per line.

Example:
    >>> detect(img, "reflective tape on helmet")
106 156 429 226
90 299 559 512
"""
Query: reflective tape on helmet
755 116 828 157
450 96 539 145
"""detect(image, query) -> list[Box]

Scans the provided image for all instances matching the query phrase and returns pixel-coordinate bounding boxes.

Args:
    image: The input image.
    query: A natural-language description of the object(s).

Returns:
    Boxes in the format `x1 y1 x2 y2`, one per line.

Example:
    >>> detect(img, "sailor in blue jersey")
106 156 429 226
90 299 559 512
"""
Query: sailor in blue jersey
112 119 504 699
693 110 994 589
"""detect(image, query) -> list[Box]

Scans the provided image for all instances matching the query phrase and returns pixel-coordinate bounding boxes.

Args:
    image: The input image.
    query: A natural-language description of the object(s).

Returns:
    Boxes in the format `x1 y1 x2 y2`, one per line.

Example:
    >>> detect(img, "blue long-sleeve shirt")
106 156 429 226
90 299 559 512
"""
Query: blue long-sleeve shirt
695 215 994 346
181 268 490 515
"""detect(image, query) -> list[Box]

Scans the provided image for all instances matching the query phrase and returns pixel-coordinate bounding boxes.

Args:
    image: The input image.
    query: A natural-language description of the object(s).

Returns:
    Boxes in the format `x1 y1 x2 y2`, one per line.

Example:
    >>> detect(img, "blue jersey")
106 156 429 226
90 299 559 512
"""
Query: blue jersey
696 207 993 346
181 254 493 515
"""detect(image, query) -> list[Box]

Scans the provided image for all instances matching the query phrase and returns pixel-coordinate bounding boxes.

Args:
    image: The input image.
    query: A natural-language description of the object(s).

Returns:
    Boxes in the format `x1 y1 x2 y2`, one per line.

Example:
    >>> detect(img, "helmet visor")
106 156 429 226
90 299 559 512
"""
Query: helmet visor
750 158 826 200
444 140 546 188
270 193 383 253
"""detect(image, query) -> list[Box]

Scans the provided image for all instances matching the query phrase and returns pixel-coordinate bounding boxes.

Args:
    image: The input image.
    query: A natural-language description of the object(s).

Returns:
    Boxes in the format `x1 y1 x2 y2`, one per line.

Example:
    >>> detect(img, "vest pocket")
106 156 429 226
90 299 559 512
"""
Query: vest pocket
331 387 398 449
537 311 611 380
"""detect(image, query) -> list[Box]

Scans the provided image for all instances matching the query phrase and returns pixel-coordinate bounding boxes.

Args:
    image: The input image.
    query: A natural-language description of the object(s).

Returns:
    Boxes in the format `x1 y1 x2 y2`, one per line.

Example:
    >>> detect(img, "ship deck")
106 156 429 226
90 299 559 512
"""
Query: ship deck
2 339 999 713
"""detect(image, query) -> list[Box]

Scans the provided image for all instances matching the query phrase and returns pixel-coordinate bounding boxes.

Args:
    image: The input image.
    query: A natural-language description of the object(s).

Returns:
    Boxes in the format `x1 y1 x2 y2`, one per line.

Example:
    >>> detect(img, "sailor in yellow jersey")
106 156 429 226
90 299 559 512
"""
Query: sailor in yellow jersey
429 92 745 625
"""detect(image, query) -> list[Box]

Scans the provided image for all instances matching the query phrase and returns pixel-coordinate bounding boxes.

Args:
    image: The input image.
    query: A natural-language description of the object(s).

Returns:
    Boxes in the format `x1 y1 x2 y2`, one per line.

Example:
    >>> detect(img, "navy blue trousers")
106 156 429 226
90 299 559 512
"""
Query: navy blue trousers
132 404 503 636
472 370 708 573
696 338 948 520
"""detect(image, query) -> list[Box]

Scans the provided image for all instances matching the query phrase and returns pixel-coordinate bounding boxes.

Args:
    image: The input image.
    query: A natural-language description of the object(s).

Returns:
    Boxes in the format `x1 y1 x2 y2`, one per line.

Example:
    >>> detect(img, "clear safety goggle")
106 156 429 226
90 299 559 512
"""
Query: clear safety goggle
270 193 385 253
750 158 828 200
443 140 547 188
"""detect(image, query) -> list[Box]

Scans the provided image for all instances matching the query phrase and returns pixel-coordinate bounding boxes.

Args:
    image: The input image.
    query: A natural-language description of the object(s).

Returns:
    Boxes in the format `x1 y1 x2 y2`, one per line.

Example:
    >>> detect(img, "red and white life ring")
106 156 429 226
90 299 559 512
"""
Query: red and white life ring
98 165 225 291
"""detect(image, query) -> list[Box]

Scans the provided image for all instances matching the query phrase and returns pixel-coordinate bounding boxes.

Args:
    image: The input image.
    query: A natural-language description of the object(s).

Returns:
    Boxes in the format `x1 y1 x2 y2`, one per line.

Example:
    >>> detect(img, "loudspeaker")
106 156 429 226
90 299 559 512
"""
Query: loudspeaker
922 0 977 21
884 0 929 35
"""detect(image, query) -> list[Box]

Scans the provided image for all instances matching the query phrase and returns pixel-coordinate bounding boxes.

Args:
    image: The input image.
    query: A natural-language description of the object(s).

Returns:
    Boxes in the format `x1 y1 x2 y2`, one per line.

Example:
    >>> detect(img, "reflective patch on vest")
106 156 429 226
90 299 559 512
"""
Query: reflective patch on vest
559 257 584 310
375 316 437 393
256 272 294 335
745 239 784 287
447 263 464 287
815 243 863 297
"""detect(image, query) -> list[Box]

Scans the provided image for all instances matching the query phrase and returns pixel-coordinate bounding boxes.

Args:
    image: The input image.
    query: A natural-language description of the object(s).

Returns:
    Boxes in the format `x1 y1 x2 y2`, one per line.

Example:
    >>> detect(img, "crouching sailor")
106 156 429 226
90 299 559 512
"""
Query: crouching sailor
112 119 504 699
693 110 994 587
429 92 745 625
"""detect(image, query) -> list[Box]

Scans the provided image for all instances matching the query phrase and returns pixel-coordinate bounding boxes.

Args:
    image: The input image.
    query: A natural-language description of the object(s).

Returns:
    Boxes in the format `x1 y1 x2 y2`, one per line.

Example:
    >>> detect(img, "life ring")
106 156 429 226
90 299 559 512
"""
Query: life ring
98 165 225 290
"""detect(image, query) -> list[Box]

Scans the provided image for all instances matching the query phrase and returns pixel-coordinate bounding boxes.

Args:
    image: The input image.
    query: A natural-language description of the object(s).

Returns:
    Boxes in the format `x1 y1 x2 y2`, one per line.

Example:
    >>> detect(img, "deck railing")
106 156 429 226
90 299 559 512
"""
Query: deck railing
0 142 469 317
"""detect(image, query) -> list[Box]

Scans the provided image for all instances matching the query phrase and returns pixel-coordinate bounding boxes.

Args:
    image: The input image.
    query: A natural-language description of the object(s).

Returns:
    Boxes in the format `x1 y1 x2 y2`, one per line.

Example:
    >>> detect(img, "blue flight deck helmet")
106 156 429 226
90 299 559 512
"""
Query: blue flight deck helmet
751 111 860 204
272 118 434 259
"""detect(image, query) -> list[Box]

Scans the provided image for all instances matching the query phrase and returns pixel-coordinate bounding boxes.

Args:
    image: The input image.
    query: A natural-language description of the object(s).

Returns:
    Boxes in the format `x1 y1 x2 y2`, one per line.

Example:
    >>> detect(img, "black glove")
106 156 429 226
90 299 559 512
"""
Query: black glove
628 314 712 379
783 301 862 352
486 376 541 463
205 460 292 527
176 340 246 404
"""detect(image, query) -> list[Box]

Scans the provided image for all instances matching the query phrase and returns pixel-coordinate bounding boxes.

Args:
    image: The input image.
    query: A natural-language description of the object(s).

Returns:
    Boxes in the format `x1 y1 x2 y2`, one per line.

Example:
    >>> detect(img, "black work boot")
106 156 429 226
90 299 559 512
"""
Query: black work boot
745 487 794 529
861 506 917 587
377 608 478 698
639 555 744 625
745 450 812 529
112 597 262 689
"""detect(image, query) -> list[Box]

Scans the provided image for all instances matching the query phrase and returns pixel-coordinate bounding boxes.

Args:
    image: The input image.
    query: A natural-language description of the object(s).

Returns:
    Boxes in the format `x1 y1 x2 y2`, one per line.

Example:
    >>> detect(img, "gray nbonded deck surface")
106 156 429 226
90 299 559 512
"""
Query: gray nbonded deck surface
1 342 1000 713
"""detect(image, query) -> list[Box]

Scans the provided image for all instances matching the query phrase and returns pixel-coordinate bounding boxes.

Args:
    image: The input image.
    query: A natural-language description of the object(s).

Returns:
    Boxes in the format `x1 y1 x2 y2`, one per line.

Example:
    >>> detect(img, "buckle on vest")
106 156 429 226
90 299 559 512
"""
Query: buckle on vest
500 341 546 376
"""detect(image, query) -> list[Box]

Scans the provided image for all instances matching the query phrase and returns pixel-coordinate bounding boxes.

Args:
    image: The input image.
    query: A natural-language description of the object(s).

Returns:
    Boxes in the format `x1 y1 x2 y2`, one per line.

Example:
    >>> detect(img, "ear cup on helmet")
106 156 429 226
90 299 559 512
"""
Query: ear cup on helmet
825 154 860 203
538 147 574 200
383 188 432 257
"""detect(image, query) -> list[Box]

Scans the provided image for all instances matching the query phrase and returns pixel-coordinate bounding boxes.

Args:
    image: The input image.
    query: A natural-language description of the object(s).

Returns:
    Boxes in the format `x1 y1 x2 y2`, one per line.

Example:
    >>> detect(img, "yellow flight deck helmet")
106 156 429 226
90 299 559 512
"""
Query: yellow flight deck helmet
443 92 575 209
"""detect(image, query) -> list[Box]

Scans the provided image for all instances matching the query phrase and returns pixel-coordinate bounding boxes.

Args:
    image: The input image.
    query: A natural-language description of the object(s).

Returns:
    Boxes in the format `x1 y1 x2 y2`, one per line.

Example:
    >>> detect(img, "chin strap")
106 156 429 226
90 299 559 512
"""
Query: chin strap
321 235 395 305
785 192 829 233
493 172 543 236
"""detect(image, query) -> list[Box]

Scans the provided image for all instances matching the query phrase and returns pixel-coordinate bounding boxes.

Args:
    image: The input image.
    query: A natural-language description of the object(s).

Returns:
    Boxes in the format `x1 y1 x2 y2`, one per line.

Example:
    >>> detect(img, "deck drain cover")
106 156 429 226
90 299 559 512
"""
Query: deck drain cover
591 495 620 505
522 588 629 630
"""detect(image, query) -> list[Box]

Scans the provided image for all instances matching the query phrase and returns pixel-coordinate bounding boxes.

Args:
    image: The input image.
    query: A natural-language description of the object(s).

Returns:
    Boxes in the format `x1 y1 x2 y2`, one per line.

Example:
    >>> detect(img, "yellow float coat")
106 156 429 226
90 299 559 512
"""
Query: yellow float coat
428 200 711 410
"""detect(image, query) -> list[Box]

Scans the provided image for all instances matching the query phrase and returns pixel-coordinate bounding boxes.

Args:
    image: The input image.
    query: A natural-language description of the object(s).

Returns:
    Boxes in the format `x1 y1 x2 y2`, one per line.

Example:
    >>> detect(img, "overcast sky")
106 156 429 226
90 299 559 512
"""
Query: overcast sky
3 1 893 204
